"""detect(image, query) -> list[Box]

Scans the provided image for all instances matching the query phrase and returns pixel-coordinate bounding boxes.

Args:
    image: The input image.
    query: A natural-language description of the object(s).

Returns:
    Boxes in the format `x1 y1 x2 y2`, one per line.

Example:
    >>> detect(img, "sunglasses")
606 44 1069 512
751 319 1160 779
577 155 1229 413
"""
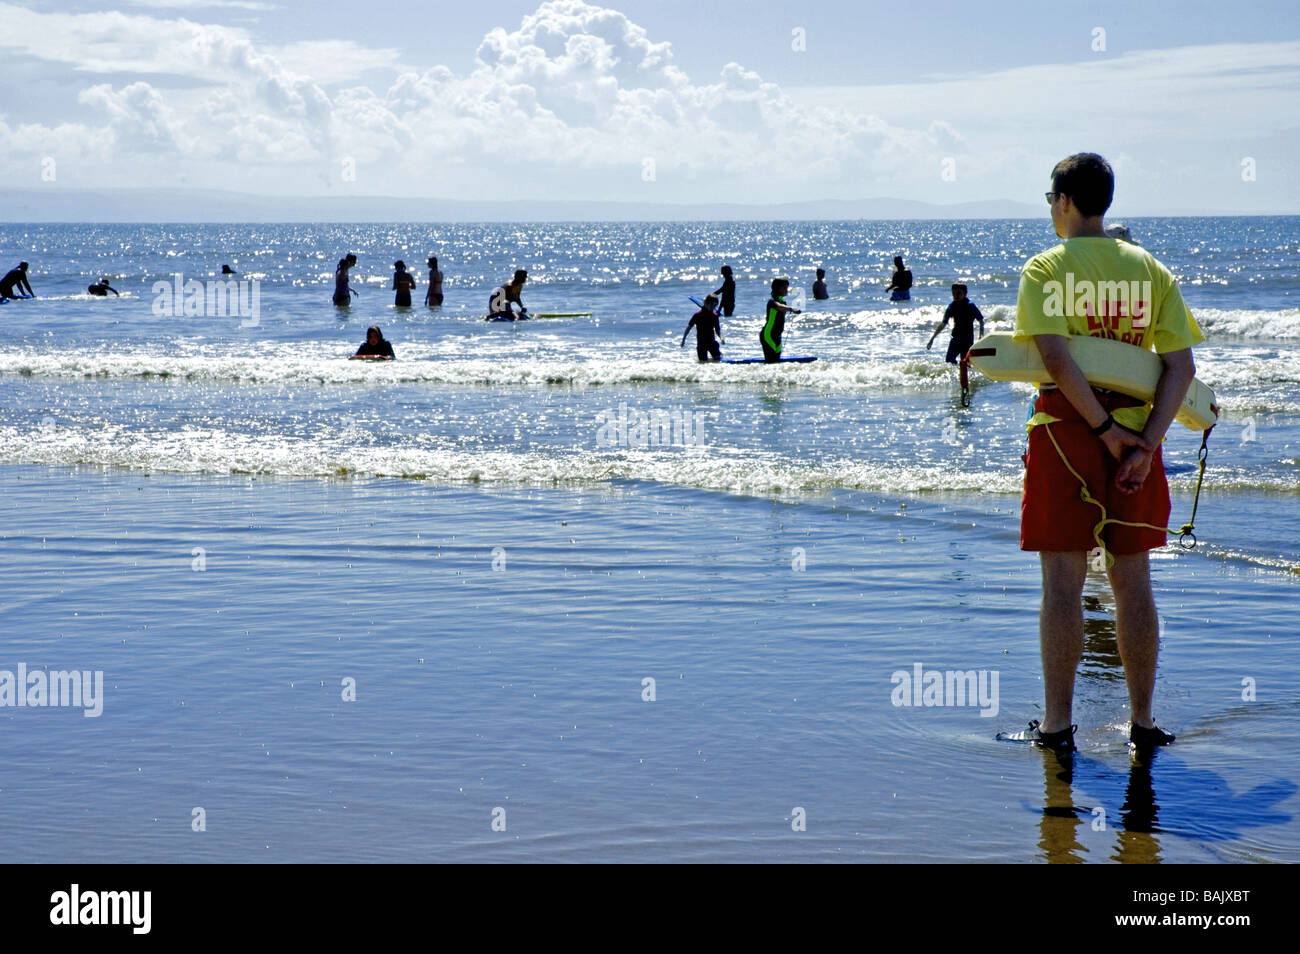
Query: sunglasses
1045 192 1063 205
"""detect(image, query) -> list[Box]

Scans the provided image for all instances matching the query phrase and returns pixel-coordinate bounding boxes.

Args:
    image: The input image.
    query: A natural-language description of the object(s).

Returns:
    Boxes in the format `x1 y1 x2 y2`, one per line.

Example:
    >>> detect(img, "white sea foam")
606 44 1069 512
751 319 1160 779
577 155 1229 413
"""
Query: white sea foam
0 422 1271 497
0 347 963 392
1194 307 1300 339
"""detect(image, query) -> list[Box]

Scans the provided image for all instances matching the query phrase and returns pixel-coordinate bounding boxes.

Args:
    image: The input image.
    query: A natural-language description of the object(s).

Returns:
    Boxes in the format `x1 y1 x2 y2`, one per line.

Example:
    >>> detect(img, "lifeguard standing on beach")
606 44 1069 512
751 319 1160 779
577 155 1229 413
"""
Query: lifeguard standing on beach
1000 153 1202 753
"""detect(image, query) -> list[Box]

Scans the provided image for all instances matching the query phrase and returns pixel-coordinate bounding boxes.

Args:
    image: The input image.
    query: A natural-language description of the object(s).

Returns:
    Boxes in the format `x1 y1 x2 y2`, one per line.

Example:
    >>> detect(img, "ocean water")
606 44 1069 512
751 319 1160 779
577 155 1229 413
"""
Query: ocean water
0 218 1296 862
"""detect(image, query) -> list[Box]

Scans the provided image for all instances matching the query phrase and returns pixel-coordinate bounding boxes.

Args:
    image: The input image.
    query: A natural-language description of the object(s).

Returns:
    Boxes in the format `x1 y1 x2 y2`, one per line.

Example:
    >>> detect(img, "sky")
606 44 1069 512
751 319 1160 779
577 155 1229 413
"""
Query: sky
1 0 1298 213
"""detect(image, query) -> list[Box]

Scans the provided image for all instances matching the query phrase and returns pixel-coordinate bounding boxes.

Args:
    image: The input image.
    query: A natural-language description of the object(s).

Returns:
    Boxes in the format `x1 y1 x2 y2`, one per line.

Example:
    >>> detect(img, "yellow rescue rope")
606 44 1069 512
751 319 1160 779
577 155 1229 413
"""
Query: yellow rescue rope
1036 420 1213 567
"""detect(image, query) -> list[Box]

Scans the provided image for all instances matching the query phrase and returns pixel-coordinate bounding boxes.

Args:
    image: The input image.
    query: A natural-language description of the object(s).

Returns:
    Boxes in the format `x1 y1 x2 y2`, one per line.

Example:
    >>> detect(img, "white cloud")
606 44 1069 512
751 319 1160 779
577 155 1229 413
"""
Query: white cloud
0 0 1295 207
125 0 274 10
268 41 406 86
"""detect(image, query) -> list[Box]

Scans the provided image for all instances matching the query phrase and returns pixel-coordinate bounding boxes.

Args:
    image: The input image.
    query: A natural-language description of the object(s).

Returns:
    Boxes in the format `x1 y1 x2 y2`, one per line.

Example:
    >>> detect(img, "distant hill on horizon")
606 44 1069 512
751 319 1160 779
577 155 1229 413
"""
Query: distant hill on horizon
0 188 1284 223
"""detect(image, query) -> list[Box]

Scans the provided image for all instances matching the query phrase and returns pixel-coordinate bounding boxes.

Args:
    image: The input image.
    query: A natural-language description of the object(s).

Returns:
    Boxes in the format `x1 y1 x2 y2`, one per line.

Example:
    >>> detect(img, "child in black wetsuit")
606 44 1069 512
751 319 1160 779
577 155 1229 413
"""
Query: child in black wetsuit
927 283 984 402
761 278 801 362
927 283 985 363
713 265 736 317
682 295 724 361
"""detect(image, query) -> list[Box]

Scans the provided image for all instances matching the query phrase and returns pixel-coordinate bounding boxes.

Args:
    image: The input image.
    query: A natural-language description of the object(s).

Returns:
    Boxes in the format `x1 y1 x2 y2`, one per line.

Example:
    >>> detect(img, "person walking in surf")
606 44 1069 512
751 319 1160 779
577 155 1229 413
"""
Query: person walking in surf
681 294 724 362
928 283 984 404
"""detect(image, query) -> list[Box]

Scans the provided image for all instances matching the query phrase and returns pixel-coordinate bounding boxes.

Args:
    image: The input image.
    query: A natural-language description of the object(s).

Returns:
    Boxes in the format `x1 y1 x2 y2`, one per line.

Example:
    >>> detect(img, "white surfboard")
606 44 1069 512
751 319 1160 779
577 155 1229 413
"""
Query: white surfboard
966 333 1218 431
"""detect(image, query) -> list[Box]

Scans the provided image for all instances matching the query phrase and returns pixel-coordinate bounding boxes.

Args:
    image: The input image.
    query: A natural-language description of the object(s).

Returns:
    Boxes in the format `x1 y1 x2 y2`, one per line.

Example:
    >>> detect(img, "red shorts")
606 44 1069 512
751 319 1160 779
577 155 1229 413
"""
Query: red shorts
1021 389 1170 554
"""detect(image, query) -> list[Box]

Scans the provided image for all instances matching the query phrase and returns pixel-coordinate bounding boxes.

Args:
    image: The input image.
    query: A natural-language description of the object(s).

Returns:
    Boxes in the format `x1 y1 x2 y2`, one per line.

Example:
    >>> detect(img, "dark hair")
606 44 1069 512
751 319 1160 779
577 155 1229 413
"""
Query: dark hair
394 261 406 270
816 268 825 278
771 277 789 294
1051 153 1114 217
345 254 357 264
428 256 438 267
893 256 904 269
513 269 528 282
367 325 384 340
721 265 732 276
19 261 29 269
951 282 967 294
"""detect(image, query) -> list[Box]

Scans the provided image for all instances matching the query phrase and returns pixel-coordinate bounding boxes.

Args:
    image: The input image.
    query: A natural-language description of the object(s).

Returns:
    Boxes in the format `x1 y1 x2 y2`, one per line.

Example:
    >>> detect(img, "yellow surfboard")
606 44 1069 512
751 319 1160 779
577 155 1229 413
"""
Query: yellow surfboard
966 333 1219 431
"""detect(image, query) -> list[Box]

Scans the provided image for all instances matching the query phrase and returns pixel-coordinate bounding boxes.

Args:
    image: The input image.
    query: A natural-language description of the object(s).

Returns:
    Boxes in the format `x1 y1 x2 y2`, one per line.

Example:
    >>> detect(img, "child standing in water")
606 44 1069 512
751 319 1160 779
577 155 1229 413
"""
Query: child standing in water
812 268 829 300
392 261 416 307
681 294 724 362
761 278 801 362
713 265 736 317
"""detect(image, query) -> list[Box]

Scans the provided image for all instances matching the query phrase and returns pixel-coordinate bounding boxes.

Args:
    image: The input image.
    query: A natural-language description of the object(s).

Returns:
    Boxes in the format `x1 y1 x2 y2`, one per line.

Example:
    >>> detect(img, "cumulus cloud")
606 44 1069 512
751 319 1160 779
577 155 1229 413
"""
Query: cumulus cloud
367 0 916 192
9 0 1283 207
0 0 935 197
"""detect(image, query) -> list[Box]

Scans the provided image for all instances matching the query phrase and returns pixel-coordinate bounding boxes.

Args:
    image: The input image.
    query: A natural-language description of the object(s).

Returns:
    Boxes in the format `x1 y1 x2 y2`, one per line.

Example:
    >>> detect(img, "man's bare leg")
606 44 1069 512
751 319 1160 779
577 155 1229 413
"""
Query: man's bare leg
1039 551 1088 734
1106 551 1160 729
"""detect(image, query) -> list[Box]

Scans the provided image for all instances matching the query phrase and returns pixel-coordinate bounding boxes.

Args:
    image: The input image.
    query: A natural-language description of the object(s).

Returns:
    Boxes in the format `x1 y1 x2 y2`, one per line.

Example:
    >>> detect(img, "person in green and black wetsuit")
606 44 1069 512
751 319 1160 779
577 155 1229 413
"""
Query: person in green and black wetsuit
761 277 801 362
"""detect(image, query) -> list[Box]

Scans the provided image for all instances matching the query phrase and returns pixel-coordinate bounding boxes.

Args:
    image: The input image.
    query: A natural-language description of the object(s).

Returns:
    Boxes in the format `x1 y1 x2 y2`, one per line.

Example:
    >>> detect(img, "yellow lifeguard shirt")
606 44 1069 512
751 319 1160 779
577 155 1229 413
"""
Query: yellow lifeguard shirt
1014 237 1203 353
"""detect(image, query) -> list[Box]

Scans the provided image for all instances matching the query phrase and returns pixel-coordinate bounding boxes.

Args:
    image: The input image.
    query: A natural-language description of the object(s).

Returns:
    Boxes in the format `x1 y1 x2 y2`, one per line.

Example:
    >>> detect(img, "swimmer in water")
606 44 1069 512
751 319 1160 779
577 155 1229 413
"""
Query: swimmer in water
812 268 829 300
392 261 416 307
887 256 912 301
425 256 444 307
333 254 357 307
349 325 395 360
87 277 119 297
